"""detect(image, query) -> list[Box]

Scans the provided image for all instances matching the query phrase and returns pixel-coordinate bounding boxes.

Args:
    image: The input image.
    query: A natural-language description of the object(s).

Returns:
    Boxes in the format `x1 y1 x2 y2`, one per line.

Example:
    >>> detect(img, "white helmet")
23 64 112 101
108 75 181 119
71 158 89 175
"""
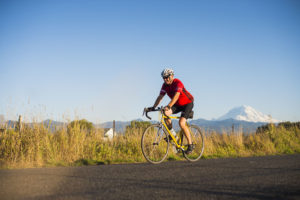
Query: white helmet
161 68 174 78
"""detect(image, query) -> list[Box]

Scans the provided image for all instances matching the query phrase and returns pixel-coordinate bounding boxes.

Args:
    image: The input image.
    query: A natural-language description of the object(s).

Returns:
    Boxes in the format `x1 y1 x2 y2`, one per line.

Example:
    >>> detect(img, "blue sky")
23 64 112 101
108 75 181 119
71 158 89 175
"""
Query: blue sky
0 0 299 123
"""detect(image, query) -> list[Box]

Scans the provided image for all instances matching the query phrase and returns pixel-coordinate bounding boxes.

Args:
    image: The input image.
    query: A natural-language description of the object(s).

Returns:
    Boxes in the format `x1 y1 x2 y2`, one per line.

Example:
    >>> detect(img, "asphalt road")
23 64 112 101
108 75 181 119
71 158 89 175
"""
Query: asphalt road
0 154 300 200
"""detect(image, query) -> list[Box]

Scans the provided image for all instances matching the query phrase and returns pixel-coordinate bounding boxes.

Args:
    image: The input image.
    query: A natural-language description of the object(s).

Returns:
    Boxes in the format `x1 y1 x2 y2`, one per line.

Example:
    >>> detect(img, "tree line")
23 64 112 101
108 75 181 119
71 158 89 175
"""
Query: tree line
256 121 300 134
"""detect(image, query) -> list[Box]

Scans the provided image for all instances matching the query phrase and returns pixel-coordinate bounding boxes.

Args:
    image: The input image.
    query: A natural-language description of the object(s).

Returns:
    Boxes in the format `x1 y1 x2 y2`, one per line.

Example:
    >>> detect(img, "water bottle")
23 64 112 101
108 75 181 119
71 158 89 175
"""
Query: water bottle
170 128 178 140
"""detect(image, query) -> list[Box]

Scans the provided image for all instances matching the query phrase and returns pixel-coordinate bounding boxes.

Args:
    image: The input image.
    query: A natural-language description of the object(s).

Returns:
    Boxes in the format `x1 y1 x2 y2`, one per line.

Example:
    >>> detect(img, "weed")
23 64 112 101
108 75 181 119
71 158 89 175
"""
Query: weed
0 121 299 168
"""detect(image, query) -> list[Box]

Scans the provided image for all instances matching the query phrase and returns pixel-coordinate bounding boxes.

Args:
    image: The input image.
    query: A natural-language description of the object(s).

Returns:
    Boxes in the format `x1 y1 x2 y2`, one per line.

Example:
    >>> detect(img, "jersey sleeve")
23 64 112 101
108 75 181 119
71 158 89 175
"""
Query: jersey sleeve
175 79 184 93
159 84 167 96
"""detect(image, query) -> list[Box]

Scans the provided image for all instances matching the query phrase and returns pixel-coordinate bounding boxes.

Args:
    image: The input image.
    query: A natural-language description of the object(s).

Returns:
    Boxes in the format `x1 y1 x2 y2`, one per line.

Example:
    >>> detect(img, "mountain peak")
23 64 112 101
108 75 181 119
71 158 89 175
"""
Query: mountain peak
217 105 279 123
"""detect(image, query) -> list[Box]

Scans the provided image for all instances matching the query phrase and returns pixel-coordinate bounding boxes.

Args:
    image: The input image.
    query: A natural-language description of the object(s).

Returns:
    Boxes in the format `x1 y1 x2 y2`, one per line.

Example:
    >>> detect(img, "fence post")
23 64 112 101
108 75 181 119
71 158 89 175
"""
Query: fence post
15 115 22 132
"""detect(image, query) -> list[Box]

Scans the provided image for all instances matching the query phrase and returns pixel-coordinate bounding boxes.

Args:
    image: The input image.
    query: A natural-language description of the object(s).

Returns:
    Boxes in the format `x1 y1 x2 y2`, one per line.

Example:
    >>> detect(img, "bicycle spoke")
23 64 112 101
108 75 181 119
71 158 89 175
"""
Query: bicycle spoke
182 125 205 162
141 124 169 164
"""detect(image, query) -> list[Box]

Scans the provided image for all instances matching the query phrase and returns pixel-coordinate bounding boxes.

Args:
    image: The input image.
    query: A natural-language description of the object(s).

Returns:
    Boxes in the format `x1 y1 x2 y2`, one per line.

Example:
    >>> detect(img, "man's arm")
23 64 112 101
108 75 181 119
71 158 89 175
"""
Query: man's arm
167 92 180 108
153 94 164 108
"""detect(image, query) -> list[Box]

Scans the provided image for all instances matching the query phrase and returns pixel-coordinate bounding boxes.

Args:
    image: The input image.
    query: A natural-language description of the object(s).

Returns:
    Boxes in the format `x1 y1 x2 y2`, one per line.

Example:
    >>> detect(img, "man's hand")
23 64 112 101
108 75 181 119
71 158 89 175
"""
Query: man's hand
164 105 171 112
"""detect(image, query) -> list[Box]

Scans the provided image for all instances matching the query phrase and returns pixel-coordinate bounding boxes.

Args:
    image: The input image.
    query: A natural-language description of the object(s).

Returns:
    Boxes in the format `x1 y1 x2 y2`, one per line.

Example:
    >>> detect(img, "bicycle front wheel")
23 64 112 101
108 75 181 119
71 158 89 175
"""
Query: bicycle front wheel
181 125 205 162
141 124 169 164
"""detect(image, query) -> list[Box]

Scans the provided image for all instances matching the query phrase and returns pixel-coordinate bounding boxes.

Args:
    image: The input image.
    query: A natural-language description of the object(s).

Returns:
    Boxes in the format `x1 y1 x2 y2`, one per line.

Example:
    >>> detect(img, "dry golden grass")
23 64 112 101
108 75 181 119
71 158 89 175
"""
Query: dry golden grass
0 122 299 168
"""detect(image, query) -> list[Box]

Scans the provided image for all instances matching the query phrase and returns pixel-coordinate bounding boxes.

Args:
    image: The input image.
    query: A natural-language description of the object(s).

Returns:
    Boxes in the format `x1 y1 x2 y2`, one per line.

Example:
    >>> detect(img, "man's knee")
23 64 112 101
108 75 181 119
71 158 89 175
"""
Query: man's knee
165 109 172 116
179 118 187 128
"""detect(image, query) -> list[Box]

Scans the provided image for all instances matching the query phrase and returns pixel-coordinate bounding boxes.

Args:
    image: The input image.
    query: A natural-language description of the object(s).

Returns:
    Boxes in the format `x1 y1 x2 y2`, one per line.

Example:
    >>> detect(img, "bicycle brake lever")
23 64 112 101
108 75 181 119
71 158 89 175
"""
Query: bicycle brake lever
146 112 152 120
143 108 152 120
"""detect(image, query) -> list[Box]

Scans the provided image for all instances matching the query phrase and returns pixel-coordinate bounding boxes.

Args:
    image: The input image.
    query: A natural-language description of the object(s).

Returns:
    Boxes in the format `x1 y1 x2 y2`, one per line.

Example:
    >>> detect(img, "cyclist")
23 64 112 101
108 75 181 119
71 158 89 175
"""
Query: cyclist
147 68 194 154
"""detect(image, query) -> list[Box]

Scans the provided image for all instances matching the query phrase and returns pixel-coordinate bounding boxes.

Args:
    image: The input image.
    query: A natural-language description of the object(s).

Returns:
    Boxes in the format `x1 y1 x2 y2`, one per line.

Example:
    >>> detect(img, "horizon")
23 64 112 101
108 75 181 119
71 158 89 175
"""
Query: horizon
0 104 293 124
1 0 300 123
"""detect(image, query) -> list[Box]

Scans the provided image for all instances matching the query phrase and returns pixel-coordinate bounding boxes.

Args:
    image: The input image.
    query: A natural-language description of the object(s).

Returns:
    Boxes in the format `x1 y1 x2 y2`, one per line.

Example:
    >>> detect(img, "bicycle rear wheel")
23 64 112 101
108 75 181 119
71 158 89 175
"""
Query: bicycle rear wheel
181 125 204 162
141 124 169 164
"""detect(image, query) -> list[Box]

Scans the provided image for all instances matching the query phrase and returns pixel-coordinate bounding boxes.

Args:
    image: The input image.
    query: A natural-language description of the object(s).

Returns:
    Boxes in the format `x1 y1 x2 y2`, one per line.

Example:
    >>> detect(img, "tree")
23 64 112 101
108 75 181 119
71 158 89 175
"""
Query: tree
127 120 151 129
68 119 95 134
125 120 151 135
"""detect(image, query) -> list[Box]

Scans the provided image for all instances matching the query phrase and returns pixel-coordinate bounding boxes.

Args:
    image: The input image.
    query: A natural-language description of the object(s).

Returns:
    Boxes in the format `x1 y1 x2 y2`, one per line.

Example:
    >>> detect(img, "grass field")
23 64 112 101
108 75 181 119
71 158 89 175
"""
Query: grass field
0 121 299 169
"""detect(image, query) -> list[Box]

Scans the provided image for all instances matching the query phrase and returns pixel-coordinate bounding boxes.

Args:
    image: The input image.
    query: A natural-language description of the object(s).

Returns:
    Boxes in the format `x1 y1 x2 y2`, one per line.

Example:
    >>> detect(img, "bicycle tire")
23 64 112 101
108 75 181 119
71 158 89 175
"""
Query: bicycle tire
141 124 169 164
181 125 205 162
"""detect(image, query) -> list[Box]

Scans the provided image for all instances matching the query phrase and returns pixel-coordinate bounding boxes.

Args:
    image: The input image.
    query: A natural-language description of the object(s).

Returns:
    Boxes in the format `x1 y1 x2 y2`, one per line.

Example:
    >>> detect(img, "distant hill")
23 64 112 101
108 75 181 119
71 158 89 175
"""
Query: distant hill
1 105 279 134
96 120 131 133
190 118 267 134
41 119 66 132
4 119 66 132
1 118 271 134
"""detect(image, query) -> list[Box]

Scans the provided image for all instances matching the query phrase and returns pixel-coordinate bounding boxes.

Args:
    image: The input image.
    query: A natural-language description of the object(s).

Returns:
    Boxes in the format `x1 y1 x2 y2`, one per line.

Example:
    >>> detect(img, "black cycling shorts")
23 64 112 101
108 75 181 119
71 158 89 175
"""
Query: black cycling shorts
171 102 194 119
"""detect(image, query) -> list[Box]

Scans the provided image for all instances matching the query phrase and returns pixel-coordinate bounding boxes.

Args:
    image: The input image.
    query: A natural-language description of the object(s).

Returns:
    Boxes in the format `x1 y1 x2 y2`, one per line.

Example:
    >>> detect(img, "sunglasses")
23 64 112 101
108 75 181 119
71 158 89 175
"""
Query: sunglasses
163 75 170 79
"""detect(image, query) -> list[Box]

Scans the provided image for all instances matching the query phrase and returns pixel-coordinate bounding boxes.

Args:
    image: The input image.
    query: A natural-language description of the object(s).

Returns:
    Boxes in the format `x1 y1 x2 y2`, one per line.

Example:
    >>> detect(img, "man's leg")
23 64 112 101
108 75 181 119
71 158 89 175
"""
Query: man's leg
179 117 192 144
164 109 173 129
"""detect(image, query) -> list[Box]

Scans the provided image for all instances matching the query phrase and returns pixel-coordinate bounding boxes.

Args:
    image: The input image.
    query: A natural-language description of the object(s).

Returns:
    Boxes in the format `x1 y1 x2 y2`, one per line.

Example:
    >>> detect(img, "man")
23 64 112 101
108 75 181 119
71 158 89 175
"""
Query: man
149 68 194 154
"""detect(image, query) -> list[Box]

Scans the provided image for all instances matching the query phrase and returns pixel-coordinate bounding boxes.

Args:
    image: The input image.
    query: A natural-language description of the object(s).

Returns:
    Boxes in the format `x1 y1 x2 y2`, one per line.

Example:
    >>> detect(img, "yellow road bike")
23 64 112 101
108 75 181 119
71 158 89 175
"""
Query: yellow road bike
142 107 204 164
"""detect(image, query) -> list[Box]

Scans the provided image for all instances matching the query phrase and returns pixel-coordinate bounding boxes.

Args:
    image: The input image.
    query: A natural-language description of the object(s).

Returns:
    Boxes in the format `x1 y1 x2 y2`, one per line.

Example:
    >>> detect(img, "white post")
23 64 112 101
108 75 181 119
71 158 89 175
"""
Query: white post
113 120 115 138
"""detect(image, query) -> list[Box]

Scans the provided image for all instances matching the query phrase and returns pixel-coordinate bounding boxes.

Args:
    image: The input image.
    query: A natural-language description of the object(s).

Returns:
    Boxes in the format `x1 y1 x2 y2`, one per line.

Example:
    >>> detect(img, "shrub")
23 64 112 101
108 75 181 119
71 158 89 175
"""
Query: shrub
0 120 299 168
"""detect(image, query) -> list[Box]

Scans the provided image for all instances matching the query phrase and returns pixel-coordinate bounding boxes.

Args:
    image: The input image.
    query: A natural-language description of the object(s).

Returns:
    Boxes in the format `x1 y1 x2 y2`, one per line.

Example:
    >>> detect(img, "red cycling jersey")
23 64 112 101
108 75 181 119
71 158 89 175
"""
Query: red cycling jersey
160 78 194 106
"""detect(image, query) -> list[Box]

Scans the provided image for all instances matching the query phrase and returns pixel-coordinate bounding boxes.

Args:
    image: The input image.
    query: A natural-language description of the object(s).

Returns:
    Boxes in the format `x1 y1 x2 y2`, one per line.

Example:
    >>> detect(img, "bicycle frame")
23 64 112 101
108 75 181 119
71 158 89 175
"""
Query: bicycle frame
144 107 189 150
161 115 184 148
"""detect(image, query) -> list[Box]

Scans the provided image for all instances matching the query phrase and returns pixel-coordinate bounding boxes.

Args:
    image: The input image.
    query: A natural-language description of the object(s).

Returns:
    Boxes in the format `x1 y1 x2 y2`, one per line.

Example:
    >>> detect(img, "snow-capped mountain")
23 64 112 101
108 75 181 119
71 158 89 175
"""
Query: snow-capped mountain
217 105 279 123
